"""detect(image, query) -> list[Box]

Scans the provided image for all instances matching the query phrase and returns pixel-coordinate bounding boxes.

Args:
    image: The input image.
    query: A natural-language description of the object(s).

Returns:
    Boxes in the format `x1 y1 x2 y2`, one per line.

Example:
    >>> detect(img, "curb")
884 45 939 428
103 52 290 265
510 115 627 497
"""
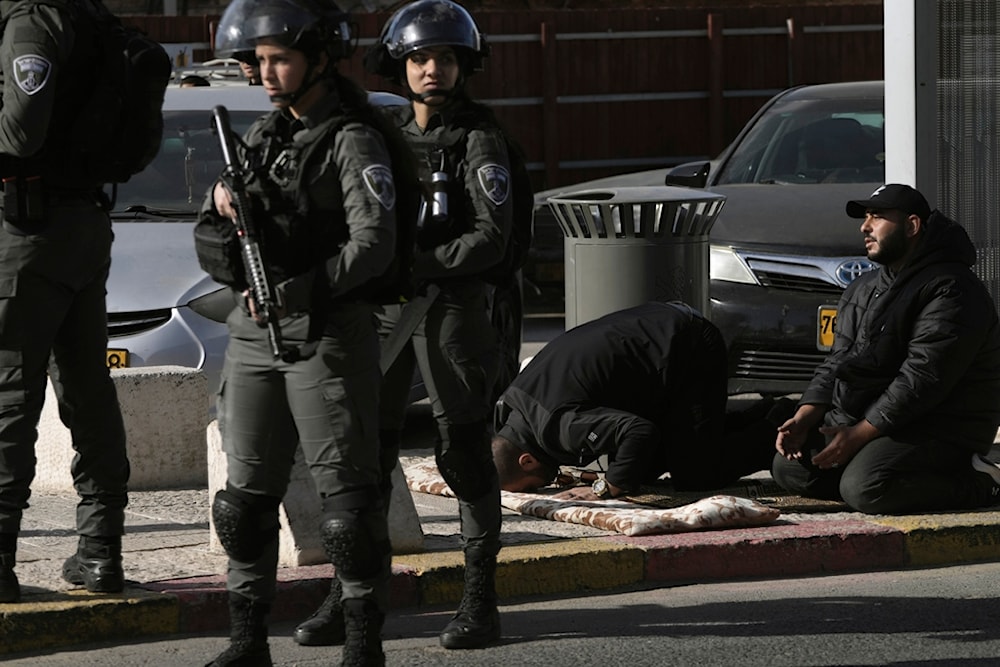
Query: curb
5 513 1000 655
0 590 178 654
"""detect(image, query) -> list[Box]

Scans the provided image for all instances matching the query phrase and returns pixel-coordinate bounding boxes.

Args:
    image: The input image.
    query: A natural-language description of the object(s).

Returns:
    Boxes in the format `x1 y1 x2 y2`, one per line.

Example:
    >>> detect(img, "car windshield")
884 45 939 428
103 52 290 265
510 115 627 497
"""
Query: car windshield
113 110 260 216
715 95 885 186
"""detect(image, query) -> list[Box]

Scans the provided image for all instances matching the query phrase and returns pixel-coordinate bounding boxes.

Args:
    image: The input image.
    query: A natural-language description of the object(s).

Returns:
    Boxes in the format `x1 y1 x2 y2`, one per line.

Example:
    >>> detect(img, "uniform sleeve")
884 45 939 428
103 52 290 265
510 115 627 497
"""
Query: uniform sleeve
324 121 397 296
0 5 72 157
413 126 512 279
556 407 660 491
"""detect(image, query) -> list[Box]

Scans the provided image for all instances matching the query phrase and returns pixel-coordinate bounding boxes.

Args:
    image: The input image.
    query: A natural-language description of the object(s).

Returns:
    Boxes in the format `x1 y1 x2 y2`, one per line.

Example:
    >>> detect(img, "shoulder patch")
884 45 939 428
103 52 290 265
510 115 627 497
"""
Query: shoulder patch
13 55 51 95
362 164 396 211
477 164 511 206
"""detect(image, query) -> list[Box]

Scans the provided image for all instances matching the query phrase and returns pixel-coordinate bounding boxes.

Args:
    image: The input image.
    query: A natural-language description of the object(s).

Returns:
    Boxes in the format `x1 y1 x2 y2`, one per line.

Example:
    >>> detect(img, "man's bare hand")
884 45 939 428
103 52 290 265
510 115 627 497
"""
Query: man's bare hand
775 416 808 460
811 420 878 469
552 479 624 501
775 403 828 460
552 486 600 501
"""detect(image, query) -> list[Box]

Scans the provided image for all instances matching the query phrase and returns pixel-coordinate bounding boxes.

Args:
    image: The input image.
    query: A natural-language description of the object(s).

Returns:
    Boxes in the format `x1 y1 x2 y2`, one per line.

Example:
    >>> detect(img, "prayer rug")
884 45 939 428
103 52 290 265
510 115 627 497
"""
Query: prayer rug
402 457 783 537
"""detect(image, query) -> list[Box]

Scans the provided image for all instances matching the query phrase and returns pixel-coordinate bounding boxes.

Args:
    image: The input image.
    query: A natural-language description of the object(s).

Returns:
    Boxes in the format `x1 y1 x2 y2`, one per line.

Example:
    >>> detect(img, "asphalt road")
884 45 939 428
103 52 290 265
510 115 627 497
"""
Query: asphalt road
7 561 1000 666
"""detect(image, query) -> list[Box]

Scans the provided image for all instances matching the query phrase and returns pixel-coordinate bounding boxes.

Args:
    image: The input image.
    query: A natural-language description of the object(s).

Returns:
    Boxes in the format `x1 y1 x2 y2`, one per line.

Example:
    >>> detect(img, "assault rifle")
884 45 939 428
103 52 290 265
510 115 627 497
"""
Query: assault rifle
211 104 286 360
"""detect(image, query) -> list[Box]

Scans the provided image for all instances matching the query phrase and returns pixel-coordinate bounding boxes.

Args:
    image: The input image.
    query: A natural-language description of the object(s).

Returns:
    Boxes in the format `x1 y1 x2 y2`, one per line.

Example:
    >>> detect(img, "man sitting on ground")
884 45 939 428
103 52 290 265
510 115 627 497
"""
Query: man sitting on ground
772 184 1000 514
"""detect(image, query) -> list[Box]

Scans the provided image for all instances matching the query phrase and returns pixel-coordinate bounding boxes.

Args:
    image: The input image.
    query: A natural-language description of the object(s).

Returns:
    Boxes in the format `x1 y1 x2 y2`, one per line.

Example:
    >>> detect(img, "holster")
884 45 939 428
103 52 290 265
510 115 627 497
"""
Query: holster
2 174 44 235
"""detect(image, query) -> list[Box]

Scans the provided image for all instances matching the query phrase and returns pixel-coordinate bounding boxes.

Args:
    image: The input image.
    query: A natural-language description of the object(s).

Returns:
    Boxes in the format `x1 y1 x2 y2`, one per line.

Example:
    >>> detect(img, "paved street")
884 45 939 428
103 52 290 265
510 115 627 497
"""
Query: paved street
7 561 1000 666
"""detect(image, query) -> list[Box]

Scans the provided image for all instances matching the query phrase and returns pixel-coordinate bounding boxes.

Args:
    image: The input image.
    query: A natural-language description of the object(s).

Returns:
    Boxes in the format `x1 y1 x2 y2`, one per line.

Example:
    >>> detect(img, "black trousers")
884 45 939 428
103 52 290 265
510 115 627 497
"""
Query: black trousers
377 281 501 556
658 314 779 491
0 202 128 538
771 431 995 514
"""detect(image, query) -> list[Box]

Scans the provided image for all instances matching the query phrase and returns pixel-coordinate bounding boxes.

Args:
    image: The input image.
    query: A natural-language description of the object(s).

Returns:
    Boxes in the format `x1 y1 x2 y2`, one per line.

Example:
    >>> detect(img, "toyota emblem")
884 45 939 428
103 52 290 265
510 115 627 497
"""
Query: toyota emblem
835 258 877 286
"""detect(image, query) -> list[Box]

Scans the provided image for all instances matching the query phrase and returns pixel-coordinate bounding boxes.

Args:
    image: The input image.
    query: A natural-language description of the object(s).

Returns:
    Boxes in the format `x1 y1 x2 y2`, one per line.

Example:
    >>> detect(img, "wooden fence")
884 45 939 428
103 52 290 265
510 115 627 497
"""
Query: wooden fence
128 4 884 192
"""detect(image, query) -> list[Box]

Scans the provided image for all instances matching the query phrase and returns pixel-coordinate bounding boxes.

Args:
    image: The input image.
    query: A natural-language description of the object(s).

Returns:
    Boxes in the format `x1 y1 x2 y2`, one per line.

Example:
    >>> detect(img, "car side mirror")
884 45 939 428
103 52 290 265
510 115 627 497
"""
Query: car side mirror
664 162 710 188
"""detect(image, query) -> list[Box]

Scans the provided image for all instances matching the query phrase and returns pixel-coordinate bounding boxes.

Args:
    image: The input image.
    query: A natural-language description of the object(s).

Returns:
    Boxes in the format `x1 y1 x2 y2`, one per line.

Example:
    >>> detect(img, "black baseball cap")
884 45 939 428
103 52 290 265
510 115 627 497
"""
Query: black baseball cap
845 184 931 221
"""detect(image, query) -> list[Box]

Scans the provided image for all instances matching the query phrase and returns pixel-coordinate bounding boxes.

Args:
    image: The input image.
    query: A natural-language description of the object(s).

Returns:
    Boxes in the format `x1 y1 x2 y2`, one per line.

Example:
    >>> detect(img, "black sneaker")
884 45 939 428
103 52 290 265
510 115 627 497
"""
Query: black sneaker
62 552 125 593
972 454 1000 501
0 553 20 603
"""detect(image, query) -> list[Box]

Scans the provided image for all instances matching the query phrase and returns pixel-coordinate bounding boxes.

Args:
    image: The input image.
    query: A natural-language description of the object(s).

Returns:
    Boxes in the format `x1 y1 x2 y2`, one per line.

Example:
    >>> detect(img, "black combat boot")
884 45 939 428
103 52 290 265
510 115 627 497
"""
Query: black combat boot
0 552 20 603
293 576 345 646
62 535 124 593
439 546 501 649
340 598 385 667
205 592 273 667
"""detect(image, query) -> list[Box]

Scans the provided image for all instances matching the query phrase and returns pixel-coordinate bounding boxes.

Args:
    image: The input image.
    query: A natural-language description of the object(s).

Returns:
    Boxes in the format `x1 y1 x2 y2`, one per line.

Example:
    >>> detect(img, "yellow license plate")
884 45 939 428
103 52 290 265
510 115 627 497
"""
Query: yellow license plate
106 348 130 369
817 305 837 351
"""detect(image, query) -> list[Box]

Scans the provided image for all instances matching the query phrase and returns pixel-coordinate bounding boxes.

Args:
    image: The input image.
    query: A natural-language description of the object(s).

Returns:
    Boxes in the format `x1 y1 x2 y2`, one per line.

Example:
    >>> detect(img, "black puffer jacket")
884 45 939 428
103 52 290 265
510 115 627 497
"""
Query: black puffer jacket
800 211 1000 454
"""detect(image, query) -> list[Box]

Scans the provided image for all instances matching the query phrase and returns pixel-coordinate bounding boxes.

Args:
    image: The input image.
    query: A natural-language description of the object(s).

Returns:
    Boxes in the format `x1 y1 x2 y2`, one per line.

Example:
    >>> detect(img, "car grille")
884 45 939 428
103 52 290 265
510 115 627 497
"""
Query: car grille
742 251 876 293
107 309 171 338
730 349 826 381
754 271 844 294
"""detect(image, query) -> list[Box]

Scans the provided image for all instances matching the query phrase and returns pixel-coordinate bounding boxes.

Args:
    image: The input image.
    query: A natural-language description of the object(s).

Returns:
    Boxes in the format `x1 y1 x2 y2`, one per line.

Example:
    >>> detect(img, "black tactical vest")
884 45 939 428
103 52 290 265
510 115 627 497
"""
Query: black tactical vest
243 111 350 285
381 105 476 251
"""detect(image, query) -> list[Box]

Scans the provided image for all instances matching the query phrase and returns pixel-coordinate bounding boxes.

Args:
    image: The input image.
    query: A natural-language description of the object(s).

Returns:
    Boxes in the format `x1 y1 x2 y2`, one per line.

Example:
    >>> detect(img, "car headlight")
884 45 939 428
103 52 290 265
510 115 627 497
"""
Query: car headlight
188 287 237 323
710 245 758 285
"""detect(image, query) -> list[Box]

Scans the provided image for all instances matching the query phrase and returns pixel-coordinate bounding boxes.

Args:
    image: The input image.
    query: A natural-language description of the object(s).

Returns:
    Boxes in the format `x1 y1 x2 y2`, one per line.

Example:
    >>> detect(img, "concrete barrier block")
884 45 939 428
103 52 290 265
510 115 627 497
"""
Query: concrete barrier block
207 421 424 568
35 366 209 493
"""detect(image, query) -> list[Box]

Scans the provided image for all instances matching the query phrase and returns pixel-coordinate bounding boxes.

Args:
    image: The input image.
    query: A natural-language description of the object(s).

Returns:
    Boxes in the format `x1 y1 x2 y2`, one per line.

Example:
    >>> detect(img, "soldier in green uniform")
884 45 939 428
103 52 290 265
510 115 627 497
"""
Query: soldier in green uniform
292 0 511 652
203 0 400 664
0 0 130 603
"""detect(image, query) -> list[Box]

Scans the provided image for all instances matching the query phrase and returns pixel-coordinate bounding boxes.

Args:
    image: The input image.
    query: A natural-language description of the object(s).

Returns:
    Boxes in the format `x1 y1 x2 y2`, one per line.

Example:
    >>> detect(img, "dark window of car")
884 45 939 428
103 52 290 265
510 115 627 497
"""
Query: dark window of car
114 111 260 213
715 97 885 186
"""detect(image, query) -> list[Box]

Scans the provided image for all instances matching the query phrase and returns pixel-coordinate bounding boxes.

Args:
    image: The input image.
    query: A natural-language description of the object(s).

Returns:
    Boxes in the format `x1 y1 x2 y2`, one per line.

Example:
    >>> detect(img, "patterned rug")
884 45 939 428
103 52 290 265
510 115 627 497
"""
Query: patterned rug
626 478 850 514
402 457 784 537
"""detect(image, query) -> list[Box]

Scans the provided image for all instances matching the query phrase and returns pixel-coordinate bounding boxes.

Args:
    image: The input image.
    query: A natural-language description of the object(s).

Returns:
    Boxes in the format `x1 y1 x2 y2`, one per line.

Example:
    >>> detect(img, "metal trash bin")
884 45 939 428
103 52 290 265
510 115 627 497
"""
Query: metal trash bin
547 185 726 329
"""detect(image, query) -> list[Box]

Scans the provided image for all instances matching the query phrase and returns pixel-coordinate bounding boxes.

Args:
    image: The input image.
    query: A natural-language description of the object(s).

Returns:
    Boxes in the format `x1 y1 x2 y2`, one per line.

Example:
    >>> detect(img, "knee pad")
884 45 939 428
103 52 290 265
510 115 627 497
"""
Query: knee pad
320 507 390 582
437 421 497 501
212 488 280 563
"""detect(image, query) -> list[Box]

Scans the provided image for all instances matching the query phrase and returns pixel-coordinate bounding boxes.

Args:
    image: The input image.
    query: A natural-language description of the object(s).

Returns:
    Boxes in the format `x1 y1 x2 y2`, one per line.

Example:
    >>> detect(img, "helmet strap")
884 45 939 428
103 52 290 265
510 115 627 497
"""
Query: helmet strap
404 71 465 104
407 87 456 104
268 57 326 107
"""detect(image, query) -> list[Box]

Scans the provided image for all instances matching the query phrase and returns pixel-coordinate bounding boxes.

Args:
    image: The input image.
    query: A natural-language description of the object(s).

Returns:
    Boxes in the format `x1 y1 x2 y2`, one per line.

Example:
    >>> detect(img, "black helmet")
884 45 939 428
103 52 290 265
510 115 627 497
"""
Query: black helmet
365 0 488 83
215 0 354 62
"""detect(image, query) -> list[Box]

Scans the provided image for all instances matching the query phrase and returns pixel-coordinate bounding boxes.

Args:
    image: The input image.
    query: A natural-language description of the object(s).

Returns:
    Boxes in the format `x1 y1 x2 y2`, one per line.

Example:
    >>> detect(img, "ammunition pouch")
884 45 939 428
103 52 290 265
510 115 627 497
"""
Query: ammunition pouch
194 212 246 288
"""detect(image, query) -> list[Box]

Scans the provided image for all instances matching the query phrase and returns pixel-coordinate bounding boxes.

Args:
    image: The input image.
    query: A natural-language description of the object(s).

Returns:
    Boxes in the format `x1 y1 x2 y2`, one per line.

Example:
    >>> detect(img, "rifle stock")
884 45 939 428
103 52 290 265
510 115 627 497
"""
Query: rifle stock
211 104 286 360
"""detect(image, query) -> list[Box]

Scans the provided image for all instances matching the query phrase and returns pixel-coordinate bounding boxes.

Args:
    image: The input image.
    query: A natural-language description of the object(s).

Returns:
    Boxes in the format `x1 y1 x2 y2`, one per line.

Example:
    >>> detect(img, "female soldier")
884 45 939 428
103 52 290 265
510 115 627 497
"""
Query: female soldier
292 0 512 652
200 0 399 664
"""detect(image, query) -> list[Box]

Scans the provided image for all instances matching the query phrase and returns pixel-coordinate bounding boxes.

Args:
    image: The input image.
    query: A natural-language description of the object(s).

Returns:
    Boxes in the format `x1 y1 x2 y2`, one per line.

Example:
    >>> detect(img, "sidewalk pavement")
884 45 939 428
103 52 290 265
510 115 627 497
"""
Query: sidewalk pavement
4 439 1000 656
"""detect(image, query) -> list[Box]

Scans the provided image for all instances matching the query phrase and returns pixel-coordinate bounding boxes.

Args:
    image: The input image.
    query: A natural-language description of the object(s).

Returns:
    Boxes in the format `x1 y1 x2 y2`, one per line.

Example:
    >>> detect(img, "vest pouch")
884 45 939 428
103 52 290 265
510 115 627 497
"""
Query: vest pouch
194 214 246 288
